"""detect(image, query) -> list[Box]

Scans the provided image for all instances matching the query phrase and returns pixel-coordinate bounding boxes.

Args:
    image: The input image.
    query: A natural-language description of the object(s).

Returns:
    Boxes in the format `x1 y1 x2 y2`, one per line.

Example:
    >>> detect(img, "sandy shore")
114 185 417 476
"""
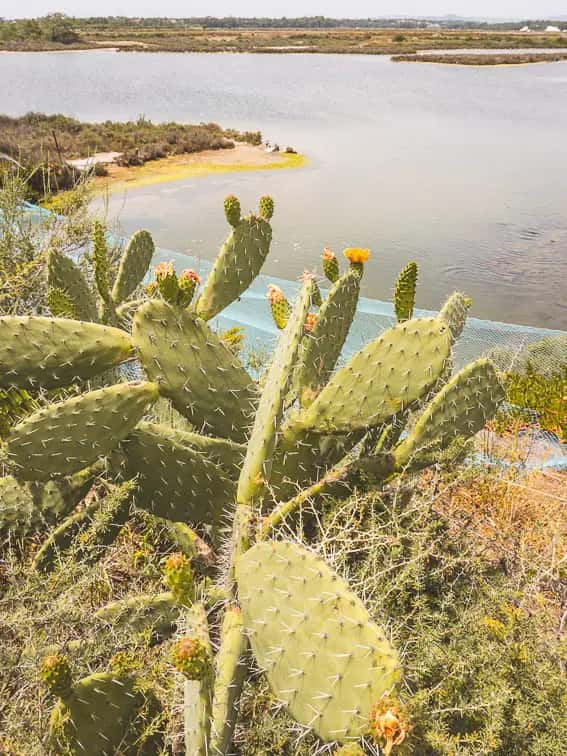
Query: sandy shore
94 143 305 194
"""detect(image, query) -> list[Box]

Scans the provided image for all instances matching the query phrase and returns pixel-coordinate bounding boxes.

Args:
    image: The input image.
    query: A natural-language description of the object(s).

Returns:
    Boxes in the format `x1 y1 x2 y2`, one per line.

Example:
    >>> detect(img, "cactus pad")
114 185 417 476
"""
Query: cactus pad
394 261 418 323
236 540 401 743
0 317 132 389
47 248 98 322
299 317 452 434
295 270 360 407
438 291 472 340
196 207 273 321
394 358 504 469
133 300 256 441
237 278 314 505
48 671 162 754
6 382 158 481
112 229 155 303
110 422 235 526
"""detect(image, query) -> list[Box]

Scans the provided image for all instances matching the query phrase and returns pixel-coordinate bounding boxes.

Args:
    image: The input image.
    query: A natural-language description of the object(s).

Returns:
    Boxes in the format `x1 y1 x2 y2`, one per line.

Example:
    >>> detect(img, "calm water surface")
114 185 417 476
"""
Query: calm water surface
2 51 566 328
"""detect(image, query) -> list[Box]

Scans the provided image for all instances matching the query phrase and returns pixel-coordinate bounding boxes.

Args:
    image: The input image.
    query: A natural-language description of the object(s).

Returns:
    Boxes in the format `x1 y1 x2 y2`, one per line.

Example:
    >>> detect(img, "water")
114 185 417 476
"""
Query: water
2 50 567 328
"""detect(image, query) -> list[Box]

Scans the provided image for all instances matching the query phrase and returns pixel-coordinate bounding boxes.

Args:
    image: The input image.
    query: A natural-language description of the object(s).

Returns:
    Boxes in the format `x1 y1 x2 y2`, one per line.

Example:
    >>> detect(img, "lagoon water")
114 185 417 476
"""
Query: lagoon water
2 50 567 328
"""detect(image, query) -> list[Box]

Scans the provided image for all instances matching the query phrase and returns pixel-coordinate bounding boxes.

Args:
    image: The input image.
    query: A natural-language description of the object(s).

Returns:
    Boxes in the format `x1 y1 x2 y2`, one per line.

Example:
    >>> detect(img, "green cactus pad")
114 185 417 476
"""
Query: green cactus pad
295 270 360 407
394 358 504 469
133 300 256 441
92 220 112 305
237 540 401 743
394 261 418 323
33 497 101 573
110 422 235 526
298 317 452 435
47 248 98 322
0 316 132 389
210 606 247 756
237 277 314 505
438 291 472 340
6 381 158 481
48 671 162 755
47 287 78 319
196 211 273 321
95 592 178 638
181 603 213 756
136 421 245 478
112 229 155 303
1 470 93 544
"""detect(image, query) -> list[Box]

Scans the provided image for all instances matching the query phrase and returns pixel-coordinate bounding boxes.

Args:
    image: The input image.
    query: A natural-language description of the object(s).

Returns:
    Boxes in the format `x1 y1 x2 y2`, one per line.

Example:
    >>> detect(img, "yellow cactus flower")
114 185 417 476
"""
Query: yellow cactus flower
344 248 370 264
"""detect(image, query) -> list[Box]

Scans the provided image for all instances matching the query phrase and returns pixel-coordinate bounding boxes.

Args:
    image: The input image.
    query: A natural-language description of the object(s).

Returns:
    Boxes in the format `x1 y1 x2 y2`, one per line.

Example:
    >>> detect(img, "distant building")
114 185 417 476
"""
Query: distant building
520 26 531 32
545 25 561 32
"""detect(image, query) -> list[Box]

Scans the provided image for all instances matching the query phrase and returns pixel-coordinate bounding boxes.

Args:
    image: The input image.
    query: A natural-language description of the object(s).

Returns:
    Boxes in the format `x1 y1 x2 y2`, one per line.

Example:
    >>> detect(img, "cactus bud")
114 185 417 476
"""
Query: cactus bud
368 697 409 754
163 552 194 605
40 653 73 699
154 261 179 304
224 195 241 227
267 284 291 330
304 313 318 333
259 195 275 220
322 247 339 283
171 636 210 680
145 281 159 297
177 269 201 308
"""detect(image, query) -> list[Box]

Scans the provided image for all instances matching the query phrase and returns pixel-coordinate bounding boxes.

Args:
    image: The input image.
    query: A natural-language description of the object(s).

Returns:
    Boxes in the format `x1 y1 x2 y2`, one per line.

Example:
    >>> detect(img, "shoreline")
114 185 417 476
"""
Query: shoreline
393 52 567 67
93 143 306 194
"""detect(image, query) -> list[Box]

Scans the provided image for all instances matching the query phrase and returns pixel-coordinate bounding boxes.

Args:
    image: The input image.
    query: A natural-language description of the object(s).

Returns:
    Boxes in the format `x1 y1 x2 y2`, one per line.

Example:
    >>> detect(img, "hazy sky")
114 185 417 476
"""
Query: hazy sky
2 1 566 20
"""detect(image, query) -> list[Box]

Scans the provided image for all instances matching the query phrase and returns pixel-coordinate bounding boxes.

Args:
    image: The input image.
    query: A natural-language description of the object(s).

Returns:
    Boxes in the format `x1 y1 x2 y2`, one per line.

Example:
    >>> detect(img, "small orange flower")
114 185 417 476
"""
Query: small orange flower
344 247 370 264
322 247 335 261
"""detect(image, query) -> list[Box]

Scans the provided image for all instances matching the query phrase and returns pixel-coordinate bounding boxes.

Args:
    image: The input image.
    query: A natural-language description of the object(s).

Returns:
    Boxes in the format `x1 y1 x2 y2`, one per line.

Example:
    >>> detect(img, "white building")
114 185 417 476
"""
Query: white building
545 25 561 32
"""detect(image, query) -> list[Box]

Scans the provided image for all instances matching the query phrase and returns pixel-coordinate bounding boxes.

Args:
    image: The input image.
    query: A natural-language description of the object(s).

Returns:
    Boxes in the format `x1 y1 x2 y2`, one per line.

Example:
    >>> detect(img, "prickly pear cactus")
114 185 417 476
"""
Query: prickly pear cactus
133 300 256 441
438 291 472 340
298 317 452 435
110 422 235 526
47 248 98 322
0 317 132 389
196 196 274 321
237 277 314 506
44 664 163 755
295 269 361 407
394 261 418 323
236 541 401 743
6 381 158 480
0 471 92 543
394 358 505 469
112 229 155 304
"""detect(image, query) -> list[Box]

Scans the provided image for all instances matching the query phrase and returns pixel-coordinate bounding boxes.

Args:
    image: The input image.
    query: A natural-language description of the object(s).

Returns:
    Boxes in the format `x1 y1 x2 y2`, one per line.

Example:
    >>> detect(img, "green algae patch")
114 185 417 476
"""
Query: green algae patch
95 146 307 195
